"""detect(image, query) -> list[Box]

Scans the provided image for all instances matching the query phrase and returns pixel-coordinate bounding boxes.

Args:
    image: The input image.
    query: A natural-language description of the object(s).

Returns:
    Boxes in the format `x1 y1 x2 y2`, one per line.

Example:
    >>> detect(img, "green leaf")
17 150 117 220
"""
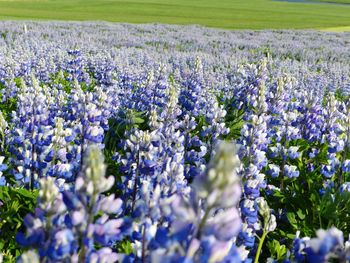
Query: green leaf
286 212 298 229
296 209 306 220
286 233 296 239
14 188 38 199
115 239 134 255
267 239 287 260
0 186 38 258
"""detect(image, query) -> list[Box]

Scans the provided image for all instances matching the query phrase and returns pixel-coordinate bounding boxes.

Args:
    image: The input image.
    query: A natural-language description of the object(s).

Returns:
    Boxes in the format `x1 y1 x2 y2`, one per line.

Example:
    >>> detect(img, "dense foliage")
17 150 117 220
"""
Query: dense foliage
1 22 350 262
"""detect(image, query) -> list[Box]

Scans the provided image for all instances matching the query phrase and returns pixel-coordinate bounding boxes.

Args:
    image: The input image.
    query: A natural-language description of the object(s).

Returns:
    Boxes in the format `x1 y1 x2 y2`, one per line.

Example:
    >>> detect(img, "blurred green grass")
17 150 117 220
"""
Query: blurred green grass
311 0 350 4
0 0 349 30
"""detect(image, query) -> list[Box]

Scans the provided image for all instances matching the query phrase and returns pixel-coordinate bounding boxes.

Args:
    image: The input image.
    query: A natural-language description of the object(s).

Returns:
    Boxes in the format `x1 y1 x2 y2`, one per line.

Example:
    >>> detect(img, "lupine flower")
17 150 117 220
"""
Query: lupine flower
293 228 348 263
0 156 7 186
342 160 350 173
256 197 276 233
1 22 350 263
147 141 242 262
0 110 7 150
284 165 299 178
17 145 129 262
17 250 40 263
237 60 269 256
287 146 300 160
266 164 280 179
340 182 350 193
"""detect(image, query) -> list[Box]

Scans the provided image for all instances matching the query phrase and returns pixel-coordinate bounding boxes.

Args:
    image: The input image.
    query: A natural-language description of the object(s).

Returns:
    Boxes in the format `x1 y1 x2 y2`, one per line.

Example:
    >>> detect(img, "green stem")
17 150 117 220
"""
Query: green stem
197 205 213 239
254 230 267 263
79 192 97 262
318 208 323 229
141 225 146 263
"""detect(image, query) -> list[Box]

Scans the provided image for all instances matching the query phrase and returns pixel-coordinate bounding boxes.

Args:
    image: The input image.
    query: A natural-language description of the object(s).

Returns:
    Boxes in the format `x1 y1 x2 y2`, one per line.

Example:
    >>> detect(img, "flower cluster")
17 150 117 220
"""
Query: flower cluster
147 141 242 262
293 228 350 262
0 22 350 263
16 145 130 262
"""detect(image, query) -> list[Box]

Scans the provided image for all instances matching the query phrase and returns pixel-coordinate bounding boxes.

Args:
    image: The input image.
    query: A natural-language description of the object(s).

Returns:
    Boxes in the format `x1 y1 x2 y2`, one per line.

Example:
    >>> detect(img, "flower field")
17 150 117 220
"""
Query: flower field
1 22 350 262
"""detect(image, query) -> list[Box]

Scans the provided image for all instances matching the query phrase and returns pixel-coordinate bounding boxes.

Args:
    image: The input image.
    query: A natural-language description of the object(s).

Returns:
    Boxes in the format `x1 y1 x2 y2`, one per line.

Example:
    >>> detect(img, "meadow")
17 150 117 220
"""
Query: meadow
0 0 350 30
1 21 350 262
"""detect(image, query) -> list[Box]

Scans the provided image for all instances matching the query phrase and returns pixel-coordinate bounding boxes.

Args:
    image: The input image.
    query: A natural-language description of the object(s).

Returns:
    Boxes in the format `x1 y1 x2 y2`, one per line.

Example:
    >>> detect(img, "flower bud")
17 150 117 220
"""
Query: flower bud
17 250 40 263
39 177 60 211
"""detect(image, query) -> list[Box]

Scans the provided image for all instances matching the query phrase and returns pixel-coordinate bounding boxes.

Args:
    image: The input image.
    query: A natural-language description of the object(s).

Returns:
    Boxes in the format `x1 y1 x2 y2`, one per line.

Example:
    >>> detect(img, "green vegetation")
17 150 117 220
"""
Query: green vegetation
322 26 350 31
312 0 350 3
0 0 349 30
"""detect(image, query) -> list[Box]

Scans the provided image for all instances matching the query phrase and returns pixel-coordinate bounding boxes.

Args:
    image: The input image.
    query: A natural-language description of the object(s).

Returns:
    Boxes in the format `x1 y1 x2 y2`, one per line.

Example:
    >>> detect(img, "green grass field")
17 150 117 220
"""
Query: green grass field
313 0 350 4
0 0 349 30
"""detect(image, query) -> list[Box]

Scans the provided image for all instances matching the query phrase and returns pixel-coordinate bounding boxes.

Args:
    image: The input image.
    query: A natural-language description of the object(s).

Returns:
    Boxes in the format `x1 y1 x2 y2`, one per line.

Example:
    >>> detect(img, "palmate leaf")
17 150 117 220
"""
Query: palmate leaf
115 238 134 255
103 108 149 195
104 108 148 158
319 191 350 236
267 239 287 261
220 95 245 140
0 83 17 123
